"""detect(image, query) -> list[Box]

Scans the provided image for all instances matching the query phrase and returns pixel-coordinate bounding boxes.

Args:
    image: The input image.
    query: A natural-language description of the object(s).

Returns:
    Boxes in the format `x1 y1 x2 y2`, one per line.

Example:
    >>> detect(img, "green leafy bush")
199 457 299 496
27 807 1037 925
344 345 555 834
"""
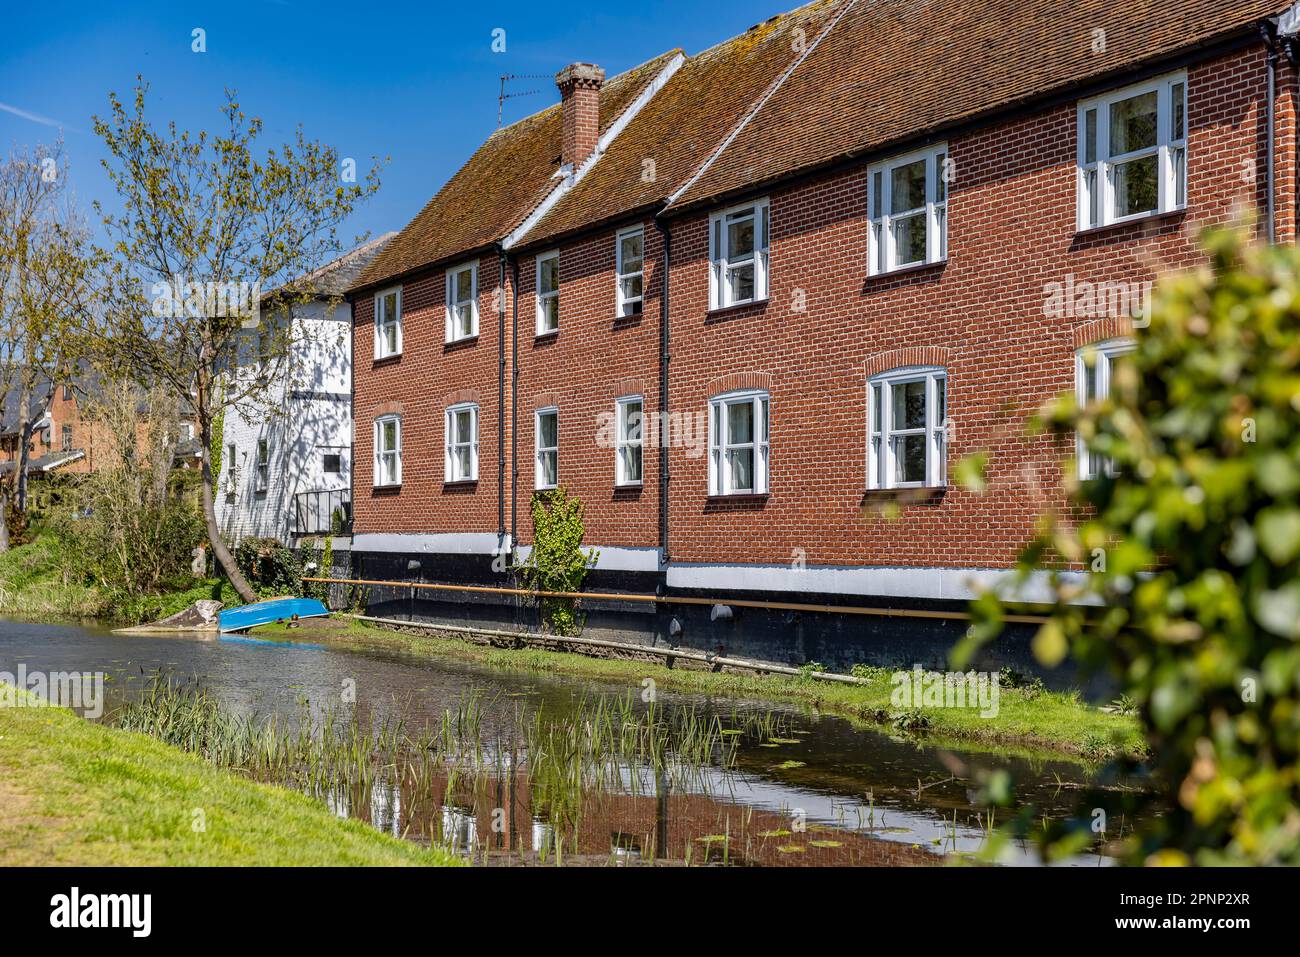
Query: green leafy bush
517 487 598 636
233 537 303 595
967 226 1300 865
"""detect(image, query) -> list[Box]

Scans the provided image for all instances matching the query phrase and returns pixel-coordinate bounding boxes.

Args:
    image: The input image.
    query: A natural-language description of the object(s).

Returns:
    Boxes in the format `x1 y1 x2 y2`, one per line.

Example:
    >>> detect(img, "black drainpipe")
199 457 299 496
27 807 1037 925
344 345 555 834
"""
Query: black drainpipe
654 214 671 577
496 246 507 553
1263 22 1279 244
510 256 520 557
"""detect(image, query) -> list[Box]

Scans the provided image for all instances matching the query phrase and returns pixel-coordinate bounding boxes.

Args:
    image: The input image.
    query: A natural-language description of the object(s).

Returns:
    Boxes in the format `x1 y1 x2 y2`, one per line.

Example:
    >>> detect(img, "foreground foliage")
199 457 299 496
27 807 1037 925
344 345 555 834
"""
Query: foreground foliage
967 227 1300 865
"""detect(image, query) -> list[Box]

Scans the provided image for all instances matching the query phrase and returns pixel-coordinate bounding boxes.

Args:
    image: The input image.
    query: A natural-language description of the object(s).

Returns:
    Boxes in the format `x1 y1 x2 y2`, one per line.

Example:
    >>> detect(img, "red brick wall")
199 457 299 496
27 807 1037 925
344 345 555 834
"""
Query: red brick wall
354 44 1283 574
513 218 662 549
664 45 1271 569
353 256 509 537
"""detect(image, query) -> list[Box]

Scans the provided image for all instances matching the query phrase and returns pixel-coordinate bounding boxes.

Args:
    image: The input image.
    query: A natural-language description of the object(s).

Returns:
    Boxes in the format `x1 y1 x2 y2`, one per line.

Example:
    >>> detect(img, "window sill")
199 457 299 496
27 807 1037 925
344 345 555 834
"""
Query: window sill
707 298 768 320
443 479 478 489
866 259 946 282
615 482 644 490
534 329 559 341
445 335 479 348
860 486 947 506
535 484 559 492
372 483 401 493
373 353 402 367
1075 207 1186 239
706 492 769 502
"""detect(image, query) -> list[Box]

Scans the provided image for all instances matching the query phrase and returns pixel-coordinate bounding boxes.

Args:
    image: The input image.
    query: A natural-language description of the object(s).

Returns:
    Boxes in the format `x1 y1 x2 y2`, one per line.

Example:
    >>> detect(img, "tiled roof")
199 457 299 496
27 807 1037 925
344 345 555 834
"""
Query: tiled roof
352 51 683 294
666 0 1289 211
515 0 844 247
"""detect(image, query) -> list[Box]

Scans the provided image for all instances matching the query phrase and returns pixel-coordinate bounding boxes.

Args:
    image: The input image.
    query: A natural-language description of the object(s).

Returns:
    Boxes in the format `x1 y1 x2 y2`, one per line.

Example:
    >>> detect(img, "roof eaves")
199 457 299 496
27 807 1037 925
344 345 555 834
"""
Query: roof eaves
662 0 859 213
504 52 686 250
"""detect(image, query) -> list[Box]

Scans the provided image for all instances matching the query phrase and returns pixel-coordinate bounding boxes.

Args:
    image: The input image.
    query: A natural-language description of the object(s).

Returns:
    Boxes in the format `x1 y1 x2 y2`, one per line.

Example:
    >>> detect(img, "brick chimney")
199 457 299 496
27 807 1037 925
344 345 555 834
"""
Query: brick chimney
555 62 605 170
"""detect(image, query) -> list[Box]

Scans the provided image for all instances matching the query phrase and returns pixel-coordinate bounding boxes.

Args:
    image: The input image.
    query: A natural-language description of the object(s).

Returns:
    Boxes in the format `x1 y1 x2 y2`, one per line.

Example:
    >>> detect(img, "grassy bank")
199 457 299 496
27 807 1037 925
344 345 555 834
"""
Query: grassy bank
0 533 240 625
254 617 1146 761
0 686 460 866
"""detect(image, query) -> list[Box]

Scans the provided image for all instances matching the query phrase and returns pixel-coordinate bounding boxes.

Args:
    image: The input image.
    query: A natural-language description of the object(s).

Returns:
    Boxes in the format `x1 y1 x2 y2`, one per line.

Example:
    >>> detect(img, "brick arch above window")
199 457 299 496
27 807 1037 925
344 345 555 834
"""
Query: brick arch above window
1072 317 1134 350
372 400 404 418
706 372 772 397
614 377 645 399
533 391 563 410
442 388 481 407
864 347 951 379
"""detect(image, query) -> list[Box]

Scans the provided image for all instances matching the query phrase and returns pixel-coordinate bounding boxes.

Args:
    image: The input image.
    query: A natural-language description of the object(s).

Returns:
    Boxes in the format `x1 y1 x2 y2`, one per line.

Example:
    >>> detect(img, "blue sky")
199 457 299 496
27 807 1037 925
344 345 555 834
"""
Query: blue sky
1 0 795 248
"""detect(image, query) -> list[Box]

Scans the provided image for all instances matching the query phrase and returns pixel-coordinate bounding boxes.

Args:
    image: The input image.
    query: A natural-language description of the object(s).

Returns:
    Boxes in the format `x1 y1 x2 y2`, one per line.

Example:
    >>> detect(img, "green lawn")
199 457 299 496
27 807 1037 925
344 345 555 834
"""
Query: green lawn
254 616 1145 761
0 688 461 866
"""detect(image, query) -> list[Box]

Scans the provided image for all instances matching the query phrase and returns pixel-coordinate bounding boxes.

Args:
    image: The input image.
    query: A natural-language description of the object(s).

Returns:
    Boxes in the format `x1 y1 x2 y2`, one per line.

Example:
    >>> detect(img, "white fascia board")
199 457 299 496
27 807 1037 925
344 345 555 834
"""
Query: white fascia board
514 544 659 573
503 53 686 251
352 532 502 555
666 562 1089 605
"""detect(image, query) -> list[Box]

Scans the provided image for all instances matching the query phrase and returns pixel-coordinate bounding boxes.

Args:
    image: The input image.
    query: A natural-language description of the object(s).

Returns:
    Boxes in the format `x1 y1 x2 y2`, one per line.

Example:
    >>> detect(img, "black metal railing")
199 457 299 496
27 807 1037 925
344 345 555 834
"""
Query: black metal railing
292 488 352 536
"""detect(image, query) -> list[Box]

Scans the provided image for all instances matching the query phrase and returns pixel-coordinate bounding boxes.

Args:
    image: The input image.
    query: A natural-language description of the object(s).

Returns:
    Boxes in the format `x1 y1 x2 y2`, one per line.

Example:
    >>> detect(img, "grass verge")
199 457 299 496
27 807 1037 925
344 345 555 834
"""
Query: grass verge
253 617 1146 761
0 686 461 866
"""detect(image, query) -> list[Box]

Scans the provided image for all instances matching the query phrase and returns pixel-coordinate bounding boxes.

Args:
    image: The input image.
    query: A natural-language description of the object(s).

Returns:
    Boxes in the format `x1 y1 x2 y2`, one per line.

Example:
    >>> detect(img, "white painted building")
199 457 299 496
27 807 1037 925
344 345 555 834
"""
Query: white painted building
216 235 394 543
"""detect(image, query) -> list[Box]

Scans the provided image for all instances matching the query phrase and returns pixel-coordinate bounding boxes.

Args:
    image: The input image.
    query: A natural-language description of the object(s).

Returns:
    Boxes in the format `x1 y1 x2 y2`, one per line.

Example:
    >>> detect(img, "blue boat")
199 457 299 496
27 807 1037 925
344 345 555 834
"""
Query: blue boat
218 597 329 633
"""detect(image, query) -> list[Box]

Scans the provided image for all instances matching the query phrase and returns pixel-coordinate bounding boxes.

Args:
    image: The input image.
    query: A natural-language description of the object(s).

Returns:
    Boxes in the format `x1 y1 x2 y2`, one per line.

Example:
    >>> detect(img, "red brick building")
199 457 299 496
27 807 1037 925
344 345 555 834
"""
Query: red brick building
347 0 1300 666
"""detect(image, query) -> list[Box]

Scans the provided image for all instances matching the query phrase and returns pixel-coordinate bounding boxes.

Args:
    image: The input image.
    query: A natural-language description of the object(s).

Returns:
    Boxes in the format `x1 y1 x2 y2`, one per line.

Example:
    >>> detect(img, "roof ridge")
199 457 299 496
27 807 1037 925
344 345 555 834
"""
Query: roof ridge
664 0 860 209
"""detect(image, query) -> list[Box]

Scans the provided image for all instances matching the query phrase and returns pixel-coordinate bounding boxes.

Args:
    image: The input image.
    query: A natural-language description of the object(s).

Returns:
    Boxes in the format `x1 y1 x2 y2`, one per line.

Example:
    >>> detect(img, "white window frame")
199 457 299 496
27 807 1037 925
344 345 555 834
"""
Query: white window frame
536 250 560 335
1075 338 1135 479
708 198 770 310
867 144 948 276
615 226 645 317
374 287 402 359
224 442 237 492
1077 73 1187 231
445 262 478 342
374 415 402 488
615 395 644 487
708 390 769 496
444 402 480 483
254 438 270 492
867 367 947 489
535 407 559 490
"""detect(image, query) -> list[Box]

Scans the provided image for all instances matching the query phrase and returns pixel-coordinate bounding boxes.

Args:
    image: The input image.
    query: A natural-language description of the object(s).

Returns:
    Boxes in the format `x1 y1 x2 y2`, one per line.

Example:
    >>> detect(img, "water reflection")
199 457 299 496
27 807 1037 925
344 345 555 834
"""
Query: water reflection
0 617 1136 866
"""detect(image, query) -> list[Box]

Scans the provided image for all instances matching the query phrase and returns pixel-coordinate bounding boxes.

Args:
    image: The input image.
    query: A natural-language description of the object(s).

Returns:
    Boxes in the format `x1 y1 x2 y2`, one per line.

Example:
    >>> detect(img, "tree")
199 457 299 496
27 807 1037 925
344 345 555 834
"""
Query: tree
963 225 1300 865
0 141 94 551
88 79 381 601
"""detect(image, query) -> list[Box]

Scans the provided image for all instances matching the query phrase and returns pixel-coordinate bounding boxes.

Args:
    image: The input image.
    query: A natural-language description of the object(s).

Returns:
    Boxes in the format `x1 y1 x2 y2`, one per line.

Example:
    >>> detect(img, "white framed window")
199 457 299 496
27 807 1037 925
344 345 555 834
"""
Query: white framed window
615 396 644 486
867 367 947 489
374 415 401 487
616 226 644 317
708 198 769 309
255 438 270 492
446 262 478 341
1075 338 1135 479
535 408 558 489
708 390 769 495
536 251 559 334
868 144 948 275
1078 73 1186 230
445 403 479 483
374 287 402 359
225 442 237 492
